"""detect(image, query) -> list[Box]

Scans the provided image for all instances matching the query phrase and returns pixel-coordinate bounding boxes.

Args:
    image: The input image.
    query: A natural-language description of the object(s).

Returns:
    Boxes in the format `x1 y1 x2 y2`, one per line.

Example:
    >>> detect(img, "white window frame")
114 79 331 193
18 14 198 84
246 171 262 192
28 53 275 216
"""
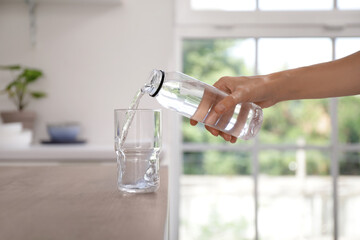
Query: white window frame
175 0 360 27
169 1 360 240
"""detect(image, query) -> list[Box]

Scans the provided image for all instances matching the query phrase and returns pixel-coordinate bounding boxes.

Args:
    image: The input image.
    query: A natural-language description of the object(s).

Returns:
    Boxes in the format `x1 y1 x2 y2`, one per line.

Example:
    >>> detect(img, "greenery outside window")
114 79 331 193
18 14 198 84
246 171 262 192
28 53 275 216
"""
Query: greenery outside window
172 1 360 240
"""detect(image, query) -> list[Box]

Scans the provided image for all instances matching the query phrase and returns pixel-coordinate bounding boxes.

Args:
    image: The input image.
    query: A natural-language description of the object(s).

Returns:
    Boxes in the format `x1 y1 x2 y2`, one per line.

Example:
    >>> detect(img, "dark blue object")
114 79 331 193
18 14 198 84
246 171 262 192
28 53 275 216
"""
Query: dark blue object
41 140 86 144
47 124 80 142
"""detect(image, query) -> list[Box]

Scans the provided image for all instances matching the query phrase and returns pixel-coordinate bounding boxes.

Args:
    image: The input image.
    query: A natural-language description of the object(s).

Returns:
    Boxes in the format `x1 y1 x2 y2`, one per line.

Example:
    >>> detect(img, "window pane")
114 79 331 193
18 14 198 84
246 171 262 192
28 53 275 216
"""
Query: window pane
260 99 331 144
338 0 360 10
183 151 252 175
259 150 332 240
339 152 360 239
180 151 254 240
338 96 360 144
191 0 255 11
258 38 332 145
336 38 360 144
182 38 255 144
335 38 360 59
259 0 333 10
258 38 332 75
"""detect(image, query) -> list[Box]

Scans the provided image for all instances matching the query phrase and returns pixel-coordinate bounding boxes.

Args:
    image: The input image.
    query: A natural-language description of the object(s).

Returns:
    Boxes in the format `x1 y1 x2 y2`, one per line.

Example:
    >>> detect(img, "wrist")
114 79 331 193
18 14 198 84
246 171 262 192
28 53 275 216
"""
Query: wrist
264 71 289 103
266 68 301 102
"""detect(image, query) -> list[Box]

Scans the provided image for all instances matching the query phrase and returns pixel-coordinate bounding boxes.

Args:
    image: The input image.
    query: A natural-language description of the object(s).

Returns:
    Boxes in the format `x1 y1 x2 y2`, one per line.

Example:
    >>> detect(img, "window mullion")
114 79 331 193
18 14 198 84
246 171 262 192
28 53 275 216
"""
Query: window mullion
253 37 259 240
330 97 339 240
330 37 339 240
171 33 183 240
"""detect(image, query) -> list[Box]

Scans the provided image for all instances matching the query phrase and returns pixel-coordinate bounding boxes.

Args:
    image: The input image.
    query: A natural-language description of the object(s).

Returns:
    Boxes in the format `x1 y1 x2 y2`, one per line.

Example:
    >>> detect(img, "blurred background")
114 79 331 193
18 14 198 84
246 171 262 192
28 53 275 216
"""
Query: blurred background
1 0 360 240
0 0 174 145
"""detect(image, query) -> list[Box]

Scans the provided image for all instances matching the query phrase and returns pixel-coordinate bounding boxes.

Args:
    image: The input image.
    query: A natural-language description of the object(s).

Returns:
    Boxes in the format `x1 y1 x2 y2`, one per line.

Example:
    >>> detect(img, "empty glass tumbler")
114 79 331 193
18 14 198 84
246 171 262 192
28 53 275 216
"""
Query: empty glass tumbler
114 109 161 193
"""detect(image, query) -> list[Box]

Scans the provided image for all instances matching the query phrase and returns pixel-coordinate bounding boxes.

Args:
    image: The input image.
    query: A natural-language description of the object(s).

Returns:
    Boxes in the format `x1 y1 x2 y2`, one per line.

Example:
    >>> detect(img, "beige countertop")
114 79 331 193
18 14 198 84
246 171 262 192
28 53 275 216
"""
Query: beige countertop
0 165 168 240
0 145 115 162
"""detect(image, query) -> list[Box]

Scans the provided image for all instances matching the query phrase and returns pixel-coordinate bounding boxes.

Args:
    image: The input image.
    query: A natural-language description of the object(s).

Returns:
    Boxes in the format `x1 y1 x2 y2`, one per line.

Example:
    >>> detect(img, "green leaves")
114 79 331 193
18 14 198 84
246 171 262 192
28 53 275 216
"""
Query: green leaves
21 69 43 83
30 91 46 99
0 65 21 70
0 65 46 111
5 80 17 91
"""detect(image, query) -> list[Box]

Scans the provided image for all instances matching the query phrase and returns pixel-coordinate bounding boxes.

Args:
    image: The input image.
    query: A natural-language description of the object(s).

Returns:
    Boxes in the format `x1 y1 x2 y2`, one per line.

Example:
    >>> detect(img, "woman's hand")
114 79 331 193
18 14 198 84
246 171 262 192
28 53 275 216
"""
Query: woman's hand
190 74 278 143
190 51 360 143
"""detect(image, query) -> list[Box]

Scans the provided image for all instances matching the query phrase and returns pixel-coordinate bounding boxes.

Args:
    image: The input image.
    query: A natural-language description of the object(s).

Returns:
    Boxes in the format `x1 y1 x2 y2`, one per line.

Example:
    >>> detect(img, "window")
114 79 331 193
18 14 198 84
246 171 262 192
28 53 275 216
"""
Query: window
191 0 255 11
259 0 333 11
338 0 360 10
336 38 360 240
171 1 360 240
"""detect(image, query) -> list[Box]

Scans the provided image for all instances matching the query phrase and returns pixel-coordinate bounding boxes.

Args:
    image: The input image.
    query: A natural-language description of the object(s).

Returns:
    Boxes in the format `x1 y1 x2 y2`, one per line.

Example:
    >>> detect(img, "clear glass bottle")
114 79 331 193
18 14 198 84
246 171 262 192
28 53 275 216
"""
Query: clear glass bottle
145 69 263 140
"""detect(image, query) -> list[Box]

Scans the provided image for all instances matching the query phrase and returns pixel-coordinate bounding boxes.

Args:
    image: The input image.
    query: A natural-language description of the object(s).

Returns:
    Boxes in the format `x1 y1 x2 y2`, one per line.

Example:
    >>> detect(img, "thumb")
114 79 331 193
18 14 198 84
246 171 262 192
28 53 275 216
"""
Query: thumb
213 93 241 115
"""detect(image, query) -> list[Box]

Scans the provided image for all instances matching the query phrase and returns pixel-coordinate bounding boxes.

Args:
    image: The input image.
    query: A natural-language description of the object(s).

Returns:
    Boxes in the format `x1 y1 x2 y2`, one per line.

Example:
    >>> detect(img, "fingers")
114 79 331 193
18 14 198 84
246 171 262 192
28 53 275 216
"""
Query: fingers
216 106 235 130
254 100 276 109
215 104 248 143
203 94 237 138
191 87 216 124
213 95 237 115
191 85 222 136
230 136 237 143
205 106 238 143
219 132 231 141
203 94 236 129
190 76 247 143
206 78 239 142
205 126 238 143
190 119 198 126
205 125 220 136
228 103 251 137
217 132 237 143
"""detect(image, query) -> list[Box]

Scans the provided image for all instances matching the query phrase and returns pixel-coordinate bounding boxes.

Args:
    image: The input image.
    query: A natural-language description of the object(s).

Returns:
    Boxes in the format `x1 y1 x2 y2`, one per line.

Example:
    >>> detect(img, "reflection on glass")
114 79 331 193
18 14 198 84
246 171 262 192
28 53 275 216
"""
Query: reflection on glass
191 0 255 11
339 152 360 239
180 151 254 240
338 0 360 10
259 150 332 240
259 0 332 10
182 38 255 144
258 38 332 75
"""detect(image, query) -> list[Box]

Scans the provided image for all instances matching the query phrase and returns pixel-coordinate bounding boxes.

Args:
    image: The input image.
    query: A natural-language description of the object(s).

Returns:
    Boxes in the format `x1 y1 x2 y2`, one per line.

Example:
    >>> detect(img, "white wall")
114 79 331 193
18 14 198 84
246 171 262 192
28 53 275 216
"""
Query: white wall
0 0 176 152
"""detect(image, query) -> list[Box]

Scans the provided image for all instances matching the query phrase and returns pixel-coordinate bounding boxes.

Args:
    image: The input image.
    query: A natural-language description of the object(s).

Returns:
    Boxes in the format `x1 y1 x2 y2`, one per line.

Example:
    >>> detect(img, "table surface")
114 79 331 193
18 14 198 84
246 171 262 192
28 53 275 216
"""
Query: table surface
0 165 168 240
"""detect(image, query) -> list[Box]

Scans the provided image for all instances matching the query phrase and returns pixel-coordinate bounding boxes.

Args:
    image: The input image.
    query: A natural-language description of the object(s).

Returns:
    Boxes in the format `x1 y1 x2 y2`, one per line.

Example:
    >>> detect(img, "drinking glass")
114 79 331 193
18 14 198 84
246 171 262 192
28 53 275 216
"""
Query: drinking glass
114 109 161 193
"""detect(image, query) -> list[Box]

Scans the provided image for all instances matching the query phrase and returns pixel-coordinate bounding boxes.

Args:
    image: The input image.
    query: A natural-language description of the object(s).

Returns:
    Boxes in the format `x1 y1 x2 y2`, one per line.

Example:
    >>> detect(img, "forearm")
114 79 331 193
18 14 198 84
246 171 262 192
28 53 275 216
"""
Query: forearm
269 51 360 102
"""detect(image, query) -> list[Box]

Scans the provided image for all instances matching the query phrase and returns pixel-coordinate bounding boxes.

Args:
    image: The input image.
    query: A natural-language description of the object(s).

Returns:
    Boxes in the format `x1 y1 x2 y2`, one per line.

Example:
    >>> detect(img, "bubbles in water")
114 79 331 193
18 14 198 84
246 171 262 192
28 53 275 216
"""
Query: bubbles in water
144 164 156 182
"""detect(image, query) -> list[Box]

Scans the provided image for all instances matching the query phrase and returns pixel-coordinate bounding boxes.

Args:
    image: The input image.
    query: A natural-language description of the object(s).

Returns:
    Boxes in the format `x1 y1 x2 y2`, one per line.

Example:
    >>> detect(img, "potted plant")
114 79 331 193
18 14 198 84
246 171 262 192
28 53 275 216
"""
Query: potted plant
0 65 46 130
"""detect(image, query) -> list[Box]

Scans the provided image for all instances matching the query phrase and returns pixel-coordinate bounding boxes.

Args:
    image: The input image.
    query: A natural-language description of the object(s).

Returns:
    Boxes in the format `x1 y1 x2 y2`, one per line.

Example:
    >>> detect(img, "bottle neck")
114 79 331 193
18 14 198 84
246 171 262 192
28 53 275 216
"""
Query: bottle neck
146 69 165 97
